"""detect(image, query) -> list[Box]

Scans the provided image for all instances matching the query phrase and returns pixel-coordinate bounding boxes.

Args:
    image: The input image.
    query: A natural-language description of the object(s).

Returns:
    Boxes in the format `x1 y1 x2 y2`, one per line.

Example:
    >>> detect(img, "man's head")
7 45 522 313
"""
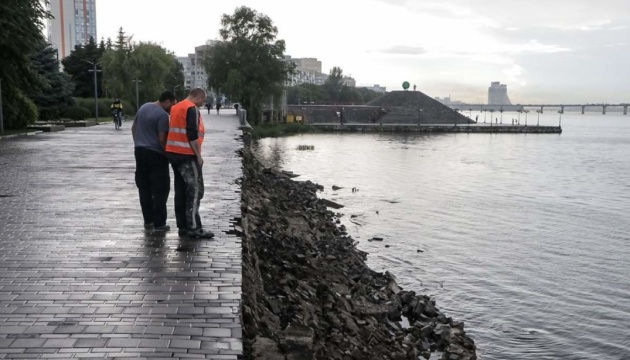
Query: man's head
114 98 120 102
188 88 207 107
158 91 176 112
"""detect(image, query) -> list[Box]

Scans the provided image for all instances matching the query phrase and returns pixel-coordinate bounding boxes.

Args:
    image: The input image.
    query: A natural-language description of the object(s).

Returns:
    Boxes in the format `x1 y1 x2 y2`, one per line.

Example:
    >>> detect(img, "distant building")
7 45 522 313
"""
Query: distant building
292 58 322 73
363 84 386 93
177 41 218 94
342 77 356 87
435 96 464 106
487 82 512 105
285 56 328 86
47 0 97 59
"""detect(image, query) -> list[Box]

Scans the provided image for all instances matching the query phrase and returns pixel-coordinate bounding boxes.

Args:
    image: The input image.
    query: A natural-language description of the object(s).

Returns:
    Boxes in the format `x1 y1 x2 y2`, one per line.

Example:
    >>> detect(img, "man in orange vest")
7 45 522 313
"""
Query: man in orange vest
166 88 214 238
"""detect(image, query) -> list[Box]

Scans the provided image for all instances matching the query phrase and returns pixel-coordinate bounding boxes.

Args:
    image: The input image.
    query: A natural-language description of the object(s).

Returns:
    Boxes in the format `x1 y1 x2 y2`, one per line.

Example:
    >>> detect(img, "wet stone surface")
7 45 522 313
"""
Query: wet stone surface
0 113 243 359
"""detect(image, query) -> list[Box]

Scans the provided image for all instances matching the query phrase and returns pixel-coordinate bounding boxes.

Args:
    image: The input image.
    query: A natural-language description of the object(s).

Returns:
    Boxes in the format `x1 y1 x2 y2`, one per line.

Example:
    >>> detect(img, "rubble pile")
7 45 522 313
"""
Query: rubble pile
241 149 477 360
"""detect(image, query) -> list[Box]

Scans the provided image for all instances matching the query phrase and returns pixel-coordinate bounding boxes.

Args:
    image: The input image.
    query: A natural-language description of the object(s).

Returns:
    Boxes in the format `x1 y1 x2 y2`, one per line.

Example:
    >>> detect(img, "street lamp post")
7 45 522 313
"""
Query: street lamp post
0 78 4 134
132 78 142 113
537 110 541 126
82 60 101 122
525 110 529 126
558 110 562 127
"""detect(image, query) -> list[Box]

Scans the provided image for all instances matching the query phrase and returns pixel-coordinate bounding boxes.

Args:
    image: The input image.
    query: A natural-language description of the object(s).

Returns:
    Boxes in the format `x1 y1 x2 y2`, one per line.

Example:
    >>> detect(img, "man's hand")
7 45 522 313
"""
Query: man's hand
197 156 204 167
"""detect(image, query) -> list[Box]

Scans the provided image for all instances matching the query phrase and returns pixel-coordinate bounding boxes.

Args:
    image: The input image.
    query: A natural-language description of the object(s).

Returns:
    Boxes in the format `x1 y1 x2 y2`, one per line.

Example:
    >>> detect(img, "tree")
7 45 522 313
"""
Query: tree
101 28 182 109
324 67 344 103
205 6 290 124
62 37 105 98
101 28 134 102
0 0 51 128
164 58 186 100
30 40 75 120
287 83 329 105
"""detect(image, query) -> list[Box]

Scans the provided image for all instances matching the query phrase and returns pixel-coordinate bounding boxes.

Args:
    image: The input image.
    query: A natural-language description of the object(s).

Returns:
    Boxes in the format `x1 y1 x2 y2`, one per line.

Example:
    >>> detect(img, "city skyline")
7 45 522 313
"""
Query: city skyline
92 0 629 104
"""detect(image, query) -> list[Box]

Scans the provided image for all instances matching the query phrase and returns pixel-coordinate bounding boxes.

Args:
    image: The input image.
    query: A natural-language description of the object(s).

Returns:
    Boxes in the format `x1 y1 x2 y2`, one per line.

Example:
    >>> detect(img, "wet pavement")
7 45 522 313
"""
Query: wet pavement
0 113 243 359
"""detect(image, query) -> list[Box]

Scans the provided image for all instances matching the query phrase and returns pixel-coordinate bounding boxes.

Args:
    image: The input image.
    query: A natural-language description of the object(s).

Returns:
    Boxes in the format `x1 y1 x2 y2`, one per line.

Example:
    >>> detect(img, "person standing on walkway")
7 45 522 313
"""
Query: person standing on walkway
215 102 221 115
166 88 214 238
131 91 176 232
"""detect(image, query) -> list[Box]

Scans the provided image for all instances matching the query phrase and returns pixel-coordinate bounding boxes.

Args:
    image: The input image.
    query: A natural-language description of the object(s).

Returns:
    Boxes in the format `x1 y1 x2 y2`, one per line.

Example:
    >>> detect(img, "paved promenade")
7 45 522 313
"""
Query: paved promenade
0 113 243 359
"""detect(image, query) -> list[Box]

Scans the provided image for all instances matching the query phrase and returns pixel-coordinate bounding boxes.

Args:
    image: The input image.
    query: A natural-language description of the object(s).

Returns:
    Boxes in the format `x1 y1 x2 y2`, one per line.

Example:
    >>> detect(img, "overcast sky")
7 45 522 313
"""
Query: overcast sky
95 0 629 103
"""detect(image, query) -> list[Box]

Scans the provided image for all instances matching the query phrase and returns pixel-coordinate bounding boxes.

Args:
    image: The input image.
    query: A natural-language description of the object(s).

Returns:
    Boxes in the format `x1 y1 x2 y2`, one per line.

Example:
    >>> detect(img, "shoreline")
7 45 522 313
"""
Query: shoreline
240 147 477 359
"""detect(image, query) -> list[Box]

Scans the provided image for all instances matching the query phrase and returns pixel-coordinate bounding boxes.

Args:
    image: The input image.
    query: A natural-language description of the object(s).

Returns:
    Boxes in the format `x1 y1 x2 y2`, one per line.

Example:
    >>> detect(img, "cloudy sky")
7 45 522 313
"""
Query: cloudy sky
95 0 629 104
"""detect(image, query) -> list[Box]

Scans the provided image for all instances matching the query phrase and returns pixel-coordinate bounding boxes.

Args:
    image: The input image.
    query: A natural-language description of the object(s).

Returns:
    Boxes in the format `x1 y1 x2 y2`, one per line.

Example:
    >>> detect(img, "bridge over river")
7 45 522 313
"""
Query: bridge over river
449 103 629 115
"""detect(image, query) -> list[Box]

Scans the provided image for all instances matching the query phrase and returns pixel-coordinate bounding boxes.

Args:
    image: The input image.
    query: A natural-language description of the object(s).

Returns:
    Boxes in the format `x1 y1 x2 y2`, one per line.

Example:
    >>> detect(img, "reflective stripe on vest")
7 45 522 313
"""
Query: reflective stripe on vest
165 99 205 155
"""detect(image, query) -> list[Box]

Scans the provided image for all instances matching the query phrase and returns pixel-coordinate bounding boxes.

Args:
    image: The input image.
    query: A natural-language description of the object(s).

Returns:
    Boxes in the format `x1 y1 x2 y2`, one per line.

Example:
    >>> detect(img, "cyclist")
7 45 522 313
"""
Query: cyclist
111 98 124 129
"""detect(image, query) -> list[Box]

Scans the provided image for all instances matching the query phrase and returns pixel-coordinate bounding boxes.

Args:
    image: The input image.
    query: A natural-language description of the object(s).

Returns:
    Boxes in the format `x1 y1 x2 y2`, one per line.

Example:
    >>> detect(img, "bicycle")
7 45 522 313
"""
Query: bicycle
113 110 122 130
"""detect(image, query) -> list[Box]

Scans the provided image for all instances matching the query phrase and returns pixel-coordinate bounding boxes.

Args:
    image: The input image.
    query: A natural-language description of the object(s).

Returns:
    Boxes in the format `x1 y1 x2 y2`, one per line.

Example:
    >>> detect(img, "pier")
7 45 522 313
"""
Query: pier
449 103 629 115
310 123 562 134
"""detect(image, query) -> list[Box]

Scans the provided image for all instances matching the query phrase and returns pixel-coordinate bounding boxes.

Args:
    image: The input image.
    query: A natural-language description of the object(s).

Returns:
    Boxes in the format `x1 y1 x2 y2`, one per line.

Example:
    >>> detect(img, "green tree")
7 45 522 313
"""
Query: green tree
287 83 329 105
29 40 75 120
102 28 181 109
0 0 50 129
324 66 344 103
164 57 186 100
205 6 290 124
61 37 105 98
101 28 134 102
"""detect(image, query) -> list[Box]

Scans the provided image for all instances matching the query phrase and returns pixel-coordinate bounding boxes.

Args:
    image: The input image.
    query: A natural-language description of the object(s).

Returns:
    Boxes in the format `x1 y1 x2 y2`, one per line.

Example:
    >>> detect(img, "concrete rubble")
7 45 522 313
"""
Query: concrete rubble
241 148 477 360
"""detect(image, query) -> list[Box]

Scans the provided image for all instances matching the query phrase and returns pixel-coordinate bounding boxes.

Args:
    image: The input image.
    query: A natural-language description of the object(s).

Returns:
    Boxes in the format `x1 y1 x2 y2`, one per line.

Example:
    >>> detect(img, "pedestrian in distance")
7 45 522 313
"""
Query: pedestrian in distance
166 88 214 239
131 91 177 233
206 101 212 115
215 102 221 115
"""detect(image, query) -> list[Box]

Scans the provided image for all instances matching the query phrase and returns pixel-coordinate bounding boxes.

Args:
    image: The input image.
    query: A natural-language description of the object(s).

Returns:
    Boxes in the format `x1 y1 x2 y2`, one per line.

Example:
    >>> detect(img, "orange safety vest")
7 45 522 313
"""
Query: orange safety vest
165 99 205 155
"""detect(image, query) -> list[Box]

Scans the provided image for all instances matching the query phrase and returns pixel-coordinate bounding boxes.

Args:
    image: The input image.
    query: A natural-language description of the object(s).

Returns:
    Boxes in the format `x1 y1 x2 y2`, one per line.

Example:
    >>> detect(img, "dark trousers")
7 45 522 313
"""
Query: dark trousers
134 147 170 227
171 159 204 230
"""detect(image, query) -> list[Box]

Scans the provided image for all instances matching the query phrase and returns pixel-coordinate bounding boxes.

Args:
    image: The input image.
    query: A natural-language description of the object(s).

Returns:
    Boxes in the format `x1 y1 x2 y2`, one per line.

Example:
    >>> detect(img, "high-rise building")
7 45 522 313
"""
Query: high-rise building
487 82 512 105
47 0 97 59
284 56 328 86
177 41 219 96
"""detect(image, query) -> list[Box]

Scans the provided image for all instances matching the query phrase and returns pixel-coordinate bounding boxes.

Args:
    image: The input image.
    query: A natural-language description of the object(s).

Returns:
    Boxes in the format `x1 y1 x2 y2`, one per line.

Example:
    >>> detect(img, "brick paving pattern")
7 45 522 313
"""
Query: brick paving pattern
0 113 243 359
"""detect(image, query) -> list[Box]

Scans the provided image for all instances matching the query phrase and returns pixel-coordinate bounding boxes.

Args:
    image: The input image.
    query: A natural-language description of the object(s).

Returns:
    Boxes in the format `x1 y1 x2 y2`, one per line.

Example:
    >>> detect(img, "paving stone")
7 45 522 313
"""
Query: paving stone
170 339 201 349
10 338 47 347
203 328 232 338
42 338 78 347
75 338 109 348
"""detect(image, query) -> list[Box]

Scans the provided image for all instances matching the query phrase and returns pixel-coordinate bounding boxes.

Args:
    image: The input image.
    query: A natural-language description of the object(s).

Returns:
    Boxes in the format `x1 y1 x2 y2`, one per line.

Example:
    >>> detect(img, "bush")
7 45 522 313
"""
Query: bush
2 86 38 129
73 97 135 119
251 123 315 140
62 106 91 120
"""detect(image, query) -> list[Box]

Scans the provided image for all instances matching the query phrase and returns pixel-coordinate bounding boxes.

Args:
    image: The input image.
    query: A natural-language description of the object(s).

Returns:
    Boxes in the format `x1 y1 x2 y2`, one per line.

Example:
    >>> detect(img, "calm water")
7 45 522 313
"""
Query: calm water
253 112 630 360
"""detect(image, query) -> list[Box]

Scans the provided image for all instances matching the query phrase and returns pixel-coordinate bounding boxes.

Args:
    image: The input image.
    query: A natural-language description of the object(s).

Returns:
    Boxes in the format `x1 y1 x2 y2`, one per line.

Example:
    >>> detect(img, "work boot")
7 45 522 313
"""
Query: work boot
187 228 214 239
153 225 171 232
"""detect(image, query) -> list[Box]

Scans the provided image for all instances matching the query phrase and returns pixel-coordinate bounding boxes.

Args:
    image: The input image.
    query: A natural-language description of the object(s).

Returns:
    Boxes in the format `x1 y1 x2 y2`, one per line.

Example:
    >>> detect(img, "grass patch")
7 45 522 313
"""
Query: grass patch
0 128 38 136
251 123 316 139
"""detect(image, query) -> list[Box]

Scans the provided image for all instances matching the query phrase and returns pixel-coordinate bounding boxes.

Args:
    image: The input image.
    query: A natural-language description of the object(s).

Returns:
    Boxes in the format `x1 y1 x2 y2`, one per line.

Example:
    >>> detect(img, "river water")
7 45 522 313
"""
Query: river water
252 111 630 360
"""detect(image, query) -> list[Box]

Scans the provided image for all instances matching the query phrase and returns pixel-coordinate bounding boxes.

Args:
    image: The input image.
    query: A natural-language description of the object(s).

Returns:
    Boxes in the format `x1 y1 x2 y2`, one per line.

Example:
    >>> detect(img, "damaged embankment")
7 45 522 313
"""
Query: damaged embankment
240 148 477 360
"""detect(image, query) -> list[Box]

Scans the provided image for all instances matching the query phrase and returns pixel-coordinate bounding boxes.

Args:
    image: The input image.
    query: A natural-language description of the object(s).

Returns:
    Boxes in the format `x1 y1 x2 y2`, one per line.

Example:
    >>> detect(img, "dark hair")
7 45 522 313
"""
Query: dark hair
189 88 206 98
159 91 176 103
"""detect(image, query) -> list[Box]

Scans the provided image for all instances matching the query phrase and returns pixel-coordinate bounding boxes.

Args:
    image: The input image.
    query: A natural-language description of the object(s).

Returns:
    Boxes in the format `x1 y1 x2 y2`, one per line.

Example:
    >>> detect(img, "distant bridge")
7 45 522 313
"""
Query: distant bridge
448 103 629 115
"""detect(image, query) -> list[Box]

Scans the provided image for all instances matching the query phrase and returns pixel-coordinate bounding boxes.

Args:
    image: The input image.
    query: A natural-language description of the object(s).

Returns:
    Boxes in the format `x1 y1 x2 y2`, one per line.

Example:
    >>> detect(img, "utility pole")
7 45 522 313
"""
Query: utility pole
132 78 142 112
0 78 4 134
83 60 101 122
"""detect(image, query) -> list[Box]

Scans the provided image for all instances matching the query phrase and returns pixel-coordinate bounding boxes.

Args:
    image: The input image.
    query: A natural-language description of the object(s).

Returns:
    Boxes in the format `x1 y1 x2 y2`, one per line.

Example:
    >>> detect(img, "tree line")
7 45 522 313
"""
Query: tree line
287 67 380 105
0 0 184 129
1 3 383 130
